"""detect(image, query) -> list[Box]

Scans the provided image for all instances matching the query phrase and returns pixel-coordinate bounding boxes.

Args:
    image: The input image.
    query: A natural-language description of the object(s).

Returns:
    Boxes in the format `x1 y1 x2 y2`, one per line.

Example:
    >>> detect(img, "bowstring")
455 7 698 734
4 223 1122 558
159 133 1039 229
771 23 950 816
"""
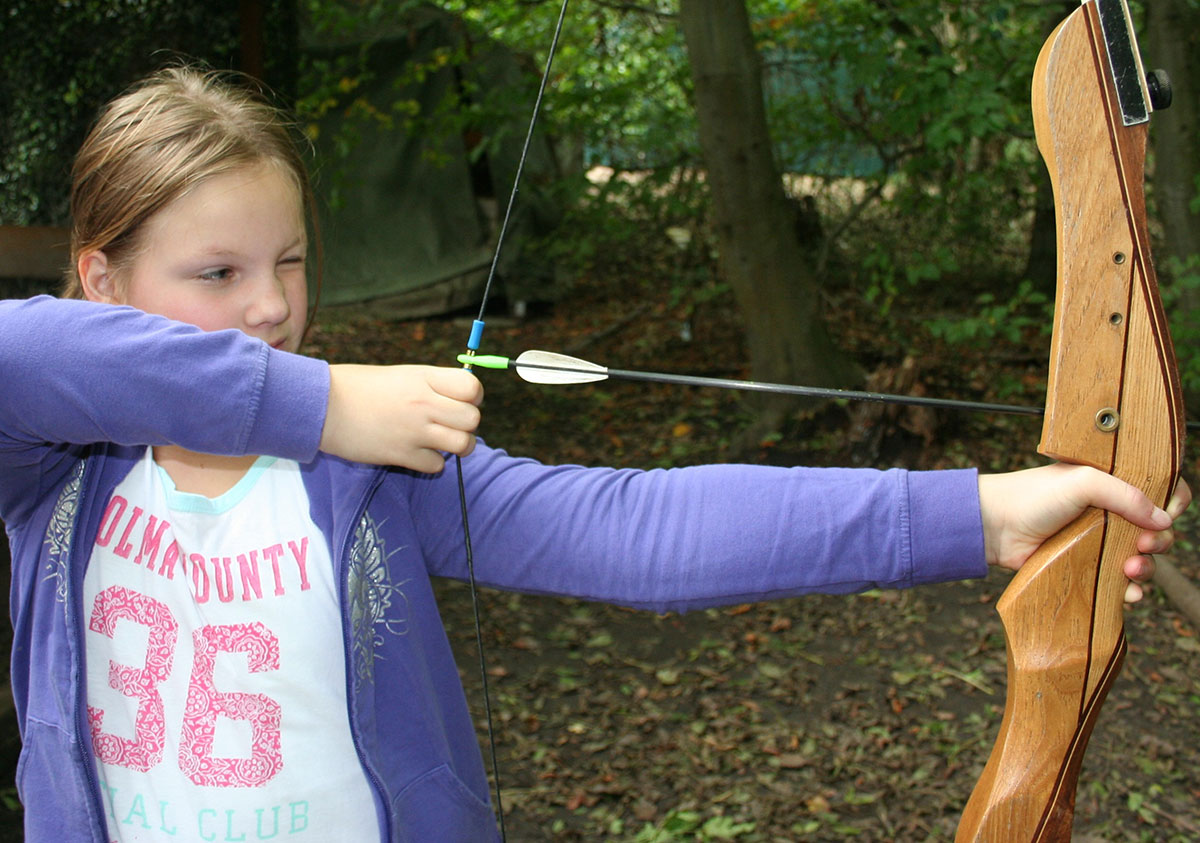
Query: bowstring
457 1 572 838
473 0 573 323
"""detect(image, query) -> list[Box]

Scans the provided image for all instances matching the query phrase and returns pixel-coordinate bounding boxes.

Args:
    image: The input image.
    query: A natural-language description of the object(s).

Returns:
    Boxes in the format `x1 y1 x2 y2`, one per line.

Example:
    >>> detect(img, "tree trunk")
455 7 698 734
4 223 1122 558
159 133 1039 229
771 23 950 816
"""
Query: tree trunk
1024 163 1058 290
1145 0 1200 412
237 0 299 102
678 0 858 428
1024 1 1078 288
1145 0 1200 272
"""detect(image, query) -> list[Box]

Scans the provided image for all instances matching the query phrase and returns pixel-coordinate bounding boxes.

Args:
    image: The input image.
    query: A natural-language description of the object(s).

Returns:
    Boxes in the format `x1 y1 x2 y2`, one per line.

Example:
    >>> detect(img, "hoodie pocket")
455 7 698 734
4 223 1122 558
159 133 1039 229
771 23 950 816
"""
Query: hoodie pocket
391 763 499 842
16 719 105 842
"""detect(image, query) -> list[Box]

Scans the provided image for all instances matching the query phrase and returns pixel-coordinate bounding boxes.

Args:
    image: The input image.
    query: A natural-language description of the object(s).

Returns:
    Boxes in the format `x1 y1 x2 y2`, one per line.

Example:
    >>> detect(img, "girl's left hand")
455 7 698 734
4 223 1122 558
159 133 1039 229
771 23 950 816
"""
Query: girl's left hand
977 464 1191 603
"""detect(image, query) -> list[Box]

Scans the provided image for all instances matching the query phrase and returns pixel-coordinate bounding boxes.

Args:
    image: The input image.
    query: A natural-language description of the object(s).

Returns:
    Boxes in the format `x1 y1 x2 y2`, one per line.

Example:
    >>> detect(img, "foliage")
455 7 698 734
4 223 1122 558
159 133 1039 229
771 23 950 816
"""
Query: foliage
3 0 1165 358
439 0 692 170
297 0 468 204
0 0 296 226
925 280 1051 345
0 787 18 813
759 2 1046 304
415 0 1055 345
295 0 701 281
1161 254 1200 394
0 1 213 223
634 809 756 841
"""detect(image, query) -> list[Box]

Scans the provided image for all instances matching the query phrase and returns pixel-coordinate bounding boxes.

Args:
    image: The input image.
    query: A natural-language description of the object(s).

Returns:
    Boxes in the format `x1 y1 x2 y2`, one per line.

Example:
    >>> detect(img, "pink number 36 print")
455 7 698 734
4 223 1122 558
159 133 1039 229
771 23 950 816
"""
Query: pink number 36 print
87 585 282 787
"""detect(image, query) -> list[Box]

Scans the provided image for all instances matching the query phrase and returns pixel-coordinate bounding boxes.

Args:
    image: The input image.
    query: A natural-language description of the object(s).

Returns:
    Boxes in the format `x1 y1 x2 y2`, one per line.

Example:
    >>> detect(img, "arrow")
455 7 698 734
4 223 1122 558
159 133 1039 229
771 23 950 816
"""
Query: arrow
460 350 1200 430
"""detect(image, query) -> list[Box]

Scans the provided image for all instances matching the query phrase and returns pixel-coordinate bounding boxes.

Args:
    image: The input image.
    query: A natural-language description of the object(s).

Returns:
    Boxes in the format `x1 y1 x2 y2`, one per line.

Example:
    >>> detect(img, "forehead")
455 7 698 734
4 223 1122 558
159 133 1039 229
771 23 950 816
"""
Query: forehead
144 163 305 244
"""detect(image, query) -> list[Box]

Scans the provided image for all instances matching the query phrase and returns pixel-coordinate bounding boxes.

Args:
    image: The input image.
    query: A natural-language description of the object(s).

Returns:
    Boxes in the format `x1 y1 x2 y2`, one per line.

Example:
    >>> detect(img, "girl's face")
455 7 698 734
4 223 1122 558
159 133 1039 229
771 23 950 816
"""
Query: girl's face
86 163 309 353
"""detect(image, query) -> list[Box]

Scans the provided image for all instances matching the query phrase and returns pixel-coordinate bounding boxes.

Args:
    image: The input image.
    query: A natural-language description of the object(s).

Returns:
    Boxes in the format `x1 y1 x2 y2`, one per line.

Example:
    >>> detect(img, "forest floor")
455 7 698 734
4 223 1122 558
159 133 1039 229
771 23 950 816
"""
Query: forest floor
2 255 1198 841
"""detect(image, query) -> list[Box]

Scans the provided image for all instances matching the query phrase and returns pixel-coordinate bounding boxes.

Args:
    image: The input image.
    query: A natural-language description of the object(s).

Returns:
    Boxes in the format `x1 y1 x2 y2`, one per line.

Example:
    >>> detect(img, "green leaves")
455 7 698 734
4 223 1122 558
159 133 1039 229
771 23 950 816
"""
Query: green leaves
1158 254 1200 393
925 280 1051 346
634 809 756 842
0 0 263 225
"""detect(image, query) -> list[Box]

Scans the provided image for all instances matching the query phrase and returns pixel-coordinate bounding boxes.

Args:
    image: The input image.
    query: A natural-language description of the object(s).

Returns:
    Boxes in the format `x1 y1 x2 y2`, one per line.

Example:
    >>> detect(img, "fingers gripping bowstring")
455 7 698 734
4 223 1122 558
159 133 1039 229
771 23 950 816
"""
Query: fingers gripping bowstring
456 1 571 838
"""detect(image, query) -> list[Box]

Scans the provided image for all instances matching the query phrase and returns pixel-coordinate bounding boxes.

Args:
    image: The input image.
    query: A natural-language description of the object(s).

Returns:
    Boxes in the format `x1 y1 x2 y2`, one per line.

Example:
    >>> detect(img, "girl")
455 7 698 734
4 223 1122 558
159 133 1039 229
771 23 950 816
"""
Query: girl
0 67 1186 843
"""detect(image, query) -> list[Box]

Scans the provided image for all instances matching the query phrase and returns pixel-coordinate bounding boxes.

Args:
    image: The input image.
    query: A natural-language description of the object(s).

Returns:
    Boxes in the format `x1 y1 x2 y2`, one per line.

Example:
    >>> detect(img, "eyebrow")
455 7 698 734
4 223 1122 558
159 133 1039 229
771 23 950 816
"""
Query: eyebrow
193 237 306 259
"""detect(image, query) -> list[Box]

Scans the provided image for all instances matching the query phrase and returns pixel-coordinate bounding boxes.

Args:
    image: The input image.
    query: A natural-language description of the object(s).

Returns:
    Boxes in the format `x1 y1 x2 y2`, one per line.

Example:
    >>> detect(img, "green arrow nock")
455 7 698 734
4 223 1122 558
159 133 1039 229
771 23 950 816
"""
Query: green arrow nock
457 353 511 370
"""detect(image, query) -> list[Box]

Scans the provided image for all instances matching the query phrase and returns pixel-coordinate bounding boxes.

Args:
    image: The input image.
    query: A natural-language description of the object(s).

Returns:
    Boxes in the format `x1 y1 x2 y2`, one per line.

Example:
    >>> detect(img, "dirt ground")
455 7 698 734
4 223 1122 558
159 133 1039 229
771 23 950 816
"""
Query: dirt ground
2 263 1198 840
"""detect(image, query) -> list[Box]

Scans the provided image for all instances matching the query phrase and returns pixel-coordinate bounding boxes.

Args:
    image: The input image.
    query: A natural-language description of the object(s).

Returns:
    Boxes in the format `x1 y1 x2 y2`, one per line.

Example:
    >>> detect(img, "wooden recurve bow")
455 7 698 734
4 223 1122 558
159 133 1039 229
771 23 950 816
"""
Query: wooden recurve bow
956 1 1184 840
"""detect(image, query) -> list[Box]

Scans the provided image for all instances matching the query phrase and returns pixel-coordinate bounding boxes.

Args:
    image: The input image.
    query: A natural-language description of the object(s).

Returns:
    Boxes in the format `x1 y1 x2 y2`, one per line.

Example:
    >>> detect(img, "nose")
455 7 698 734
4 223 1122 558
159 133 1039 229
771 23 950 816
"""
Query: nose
244 270 292 329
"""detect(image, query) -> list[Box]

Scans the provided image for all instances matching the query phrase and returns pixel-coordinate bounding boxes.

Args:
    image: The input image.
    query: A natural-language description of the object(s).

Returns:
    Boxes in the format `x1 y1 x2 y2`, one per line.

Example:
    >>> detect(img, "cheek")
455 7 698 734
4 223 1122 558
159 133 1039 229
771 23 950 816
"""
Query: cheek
285 276 310 323
160 295 225 329
133 287 237 333
118 265 211 328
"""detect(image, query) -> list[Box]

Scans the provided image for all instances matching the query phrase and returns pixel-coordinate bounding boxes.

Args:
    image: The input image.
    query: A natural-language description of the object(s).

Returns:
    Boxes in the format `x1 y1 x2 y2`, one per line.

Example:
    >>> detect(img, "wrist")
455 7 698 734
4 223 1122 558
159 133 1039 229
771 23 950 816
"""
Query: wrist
977 474 1004 567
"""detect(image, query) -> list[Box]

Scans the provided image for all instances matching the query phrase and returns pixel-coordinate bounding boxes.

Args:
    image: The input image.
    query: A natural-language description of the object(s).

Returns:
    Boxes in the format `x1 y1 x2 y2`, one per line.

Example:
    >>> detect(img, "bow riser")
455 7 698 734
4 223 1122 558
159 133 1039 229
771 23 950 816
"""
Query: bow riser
956 2 1184 840
1037 5 1183 479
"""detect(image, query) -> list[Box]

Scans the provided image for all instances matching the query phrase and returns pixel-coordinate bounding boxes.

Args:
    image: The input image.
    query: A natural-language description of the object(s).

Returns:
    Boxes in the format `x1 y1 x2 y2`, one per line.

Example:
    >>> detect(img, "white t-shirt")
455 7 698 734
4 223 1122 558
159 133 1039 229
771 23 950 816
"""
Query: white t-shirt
83 450 378 841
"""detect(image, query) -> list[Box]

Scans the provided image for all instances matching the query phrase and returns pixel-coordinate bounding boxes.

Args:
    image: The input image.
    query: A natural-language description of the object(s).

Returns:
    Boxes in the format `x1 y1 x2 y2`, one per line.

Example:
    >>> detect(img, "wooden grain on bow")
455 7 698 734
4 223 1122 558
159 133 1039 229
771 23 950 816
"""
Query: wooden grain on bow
956 1 1184 839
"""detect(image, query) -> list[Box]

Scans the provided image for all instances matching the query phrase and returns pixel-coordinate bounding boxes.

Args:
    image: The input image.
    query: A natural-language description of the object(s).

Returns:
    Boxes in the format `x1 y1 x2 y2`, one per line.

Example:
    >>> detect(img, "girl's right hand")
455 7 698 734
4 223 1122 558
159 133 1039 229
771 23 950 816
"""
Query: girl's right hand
319 364 483 473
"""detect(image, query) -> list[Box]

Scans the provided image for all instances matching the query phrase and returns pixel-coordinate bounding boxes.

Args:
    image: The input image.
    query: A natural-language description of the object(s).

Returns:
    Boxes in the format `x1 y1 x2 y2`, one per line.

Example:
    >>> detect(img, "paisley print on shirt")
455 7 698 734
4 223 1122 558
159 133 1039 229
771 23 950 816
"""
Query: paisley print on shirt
347 510 410 689
43 457 87 608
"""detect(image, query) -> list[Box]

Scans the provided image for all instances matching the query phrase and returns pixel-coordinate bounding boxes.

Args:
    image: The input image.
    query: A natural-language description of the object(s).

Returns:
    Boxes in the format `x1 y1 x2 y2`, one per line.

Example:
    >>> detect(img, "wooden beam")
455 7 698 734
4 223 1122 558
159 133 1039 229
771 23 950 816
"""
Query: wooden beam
0 226 69 280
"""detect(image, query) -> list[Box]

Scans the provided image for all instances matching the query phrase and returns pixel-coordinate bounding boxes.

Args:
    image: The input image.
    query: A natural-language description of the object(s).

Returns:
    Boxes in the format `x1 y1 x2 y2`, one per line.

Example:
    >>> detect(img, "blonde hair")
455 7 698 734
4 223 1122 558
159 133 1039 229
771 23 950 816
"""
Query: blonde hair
64 65 321 312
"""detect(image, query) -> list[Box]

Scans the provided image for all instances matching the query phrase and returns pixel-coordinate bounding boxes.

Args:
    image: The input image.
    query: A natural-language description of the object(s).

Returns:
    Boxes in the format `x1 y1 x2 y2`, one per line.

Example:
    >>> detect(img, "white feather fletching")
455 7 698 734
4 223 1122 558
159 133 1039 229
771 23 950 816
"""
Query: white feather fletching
514 350 609 384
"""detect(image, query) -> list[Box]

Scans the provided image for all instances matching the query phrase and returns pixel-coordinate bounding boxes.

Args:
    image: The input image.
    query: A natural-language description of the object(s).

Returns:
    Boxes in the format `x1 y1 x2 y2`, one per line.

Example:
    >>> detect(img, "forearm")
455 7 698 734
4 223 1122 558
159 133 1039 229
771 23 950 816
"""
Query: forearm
0 296 328 459
413 444 987 613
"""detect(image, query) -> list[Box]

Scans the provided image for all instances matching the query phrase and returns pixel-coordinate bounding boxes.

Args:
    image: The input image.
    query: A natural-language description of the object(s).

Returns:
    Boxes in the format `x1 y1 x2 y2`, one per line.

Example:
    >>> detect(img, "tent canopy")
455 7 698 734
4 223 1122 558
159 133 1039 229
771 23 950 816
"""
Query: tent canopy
308 7 563 315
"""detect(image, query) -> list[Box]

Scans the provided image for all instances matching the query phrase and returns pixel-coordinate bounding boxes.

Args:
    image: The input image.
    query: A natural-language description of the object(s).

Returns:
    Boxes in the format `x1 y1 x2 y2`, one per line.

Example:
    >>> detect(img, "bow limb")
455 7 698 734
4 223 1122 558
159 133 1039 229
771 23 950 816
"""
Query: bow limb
957 2 1184 840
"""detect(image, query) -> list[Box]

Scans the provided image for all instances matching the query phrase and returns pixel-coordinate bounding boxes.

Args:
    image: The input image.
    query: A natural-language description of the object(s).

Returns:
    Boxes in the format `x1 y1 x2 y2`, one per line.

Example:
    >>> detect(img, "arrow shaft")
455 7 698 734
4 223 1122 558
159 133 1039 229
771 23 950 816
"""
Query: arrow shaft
477 353 1200 430
511 359 1044 418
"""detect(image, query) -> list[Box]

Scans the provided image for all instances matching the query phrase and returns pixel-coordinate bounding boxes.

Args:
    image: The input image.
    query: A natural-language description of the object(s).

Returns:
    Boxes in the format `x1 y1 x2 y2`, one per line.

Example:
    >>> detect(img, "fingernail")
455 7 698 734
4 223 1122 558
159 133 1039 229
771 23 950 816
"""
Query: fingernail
1152 507 1171 528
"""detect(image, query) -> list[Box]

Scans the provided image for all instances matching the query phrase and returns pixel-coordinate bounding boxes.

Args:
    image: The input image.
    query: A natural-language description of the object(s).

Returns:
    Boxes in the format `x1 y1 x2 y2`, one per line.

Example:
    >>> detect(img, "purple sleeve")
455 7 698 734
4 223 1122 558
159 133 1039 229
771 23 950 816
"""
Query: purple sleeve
412 443 986 613
0 297 329 511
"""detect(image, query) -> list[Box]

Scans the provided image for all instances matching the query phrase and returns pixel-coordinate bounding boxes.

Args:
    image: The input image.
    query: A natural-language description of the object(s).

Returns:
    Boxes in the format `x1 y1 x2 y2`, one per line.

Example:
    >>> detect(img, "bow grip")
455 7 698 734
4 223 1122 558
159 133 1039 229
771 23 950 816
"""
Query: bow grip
957 506 1133 841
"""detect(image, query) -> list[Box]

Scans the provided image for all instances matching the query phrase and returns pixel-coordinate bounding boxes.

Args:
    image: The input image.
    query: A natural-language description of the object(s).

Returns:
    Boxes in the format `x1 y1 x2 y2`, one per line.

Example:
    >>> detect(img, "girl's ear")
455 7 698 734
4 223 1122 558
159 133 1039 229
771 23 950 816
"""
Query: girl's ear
78 251 119 303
